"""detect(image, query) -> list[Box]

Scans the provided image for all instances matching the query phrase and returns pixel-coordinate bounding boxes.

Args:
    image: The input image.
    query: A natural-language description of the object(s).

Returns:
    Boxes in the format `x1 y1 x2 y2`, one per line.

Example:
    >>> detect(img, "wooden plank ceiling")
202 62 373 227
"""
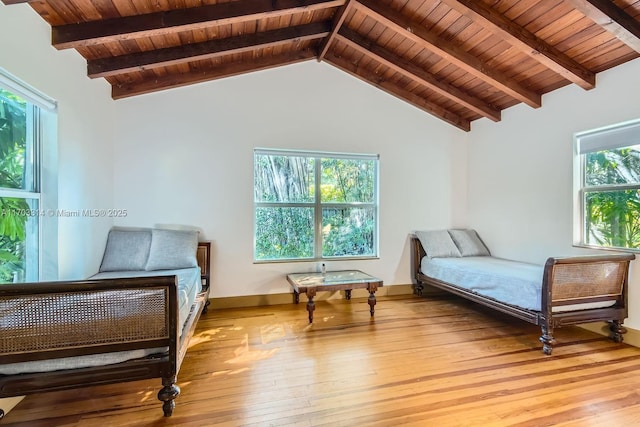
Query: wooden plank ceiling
4 0 640 131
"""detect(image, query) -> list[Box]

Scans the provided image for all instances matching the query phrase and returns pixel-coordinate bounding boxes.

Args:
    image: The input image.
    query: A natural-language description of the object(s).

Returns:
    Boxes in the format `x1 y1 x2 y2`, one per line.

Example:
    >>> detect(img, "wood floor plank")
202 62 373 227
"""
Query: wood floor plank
4 295 640 426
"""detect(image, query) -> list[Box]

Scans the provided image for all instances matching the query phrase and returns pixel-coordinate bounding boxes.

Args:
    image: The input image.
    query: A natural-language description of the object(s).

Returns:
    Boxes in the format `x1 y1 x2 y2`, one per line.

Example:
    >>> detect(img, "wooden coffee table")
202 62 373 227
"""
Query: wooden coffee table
286 270 383 323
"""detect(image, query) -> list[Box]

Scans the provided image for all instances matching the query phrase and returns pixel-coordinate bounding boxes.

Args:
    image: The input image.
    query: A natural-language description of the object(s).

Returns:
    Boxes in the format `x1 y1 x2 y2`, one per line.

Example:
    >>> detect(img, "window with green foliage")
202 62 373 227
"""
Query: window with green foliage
254 149 379 261
0 75 51 283
575 120 640 251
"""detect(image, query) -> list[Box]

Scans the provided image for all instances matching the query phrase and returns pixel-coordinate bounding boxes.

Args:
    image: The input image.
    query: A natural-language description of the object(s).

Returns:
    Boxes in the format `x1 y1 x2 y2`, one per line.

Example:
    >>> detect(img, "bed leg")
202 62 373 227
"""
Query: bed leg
158 377 180 417
539 323 555 355
609 320 627 343
413 283 424 296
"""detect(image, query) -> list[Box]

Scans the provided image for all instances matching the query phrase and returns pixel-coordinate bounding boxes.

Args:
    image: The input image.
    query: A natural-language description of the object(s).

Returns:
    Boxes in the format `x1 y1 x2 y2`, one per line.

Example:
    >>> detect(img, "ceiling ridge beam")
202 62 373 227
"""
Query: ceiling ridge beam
112 50 317 99
336 27 501 122
353 0 541 108
318 0 354 61
564 0 640 53
324 52 471 131
52 0 345 50
88 21 331 79
440 0 595 90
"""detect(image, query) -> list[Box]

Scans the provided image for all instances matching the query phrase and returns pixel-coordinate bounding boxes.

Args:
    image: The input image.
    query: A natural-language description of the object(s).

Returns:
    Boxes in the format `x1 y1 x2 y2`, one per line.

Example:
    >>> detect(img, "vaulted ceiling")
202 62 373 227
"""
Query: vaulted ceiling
4 0 640 131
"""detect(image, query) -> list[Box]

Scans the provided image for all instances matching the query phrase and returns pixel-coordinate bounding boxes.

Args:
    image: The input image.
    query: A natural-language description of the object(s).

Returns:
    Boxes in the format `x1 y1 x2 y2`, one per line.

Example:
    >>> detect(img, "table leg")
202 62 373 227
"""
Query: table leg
306 288 317 323
368 292 376 316
293 290 300 304
368 282 379 317
345 289 352 300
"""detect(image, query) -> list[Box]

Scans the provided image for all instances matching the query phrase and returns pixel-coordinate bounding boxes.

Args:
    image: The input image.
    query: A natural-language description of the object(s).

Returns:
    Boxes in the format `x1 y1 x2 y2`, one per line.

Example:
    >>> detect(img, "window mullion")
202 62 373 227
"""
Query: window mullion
583 183 640 192
0 189 40 198
314 156 322 259
33 106 42 193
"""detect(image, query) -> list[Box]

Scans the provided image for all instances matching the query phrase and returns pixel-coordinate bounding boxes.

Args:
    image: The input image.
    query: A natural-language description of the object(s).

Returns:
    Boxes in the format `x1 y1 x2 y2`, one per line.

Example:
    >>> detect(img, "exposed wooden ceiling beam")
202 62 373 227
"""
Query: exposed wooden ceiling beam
317 0 354 61
564 0 640 53
88 21 331 79
52 0 345 50
354 0 542 108
336 27 501 122
324 52 471 131
441 0 595 90
112 49 317 99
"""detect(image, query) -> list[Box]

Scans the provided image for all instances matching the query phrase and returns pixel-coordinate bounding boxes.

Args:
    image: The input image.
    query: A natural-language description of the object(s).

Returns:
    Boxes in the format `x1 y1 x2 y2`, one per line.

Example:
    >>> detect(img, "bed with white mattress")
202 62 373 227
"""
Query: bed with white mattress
0 227 210 419
412 230 635 354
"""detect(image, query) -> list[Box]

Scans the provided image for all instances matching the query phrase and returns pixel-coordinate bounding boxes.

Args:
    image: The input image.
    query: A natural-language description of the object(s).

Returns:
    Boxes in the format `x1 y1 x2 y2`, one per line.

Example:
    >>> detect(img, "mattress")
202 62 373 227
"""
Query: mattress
421 256 544 311
420 256 616 313
91 267 202 329
0 267 201 375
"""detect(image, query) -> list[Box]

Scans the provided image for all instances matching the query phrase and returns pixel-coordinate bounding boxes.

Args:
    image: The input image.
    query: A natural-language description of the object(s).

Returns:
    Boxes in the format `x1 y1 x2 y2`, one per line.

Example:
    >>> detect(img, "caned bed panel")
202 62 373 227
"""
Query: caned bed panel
0 287 169 357
549 261 626 303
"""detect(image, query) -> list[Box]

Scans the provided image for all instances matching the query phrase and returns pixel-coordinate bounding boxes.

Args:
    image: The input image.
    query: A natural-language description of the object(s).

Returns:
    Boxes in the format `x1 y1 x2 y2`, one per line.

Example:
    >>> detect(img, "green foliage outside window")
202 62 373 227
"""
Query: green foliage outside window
254 151 378 261
584 147 640 250
322 207 375 257
255 207 314 259
0 88 30 282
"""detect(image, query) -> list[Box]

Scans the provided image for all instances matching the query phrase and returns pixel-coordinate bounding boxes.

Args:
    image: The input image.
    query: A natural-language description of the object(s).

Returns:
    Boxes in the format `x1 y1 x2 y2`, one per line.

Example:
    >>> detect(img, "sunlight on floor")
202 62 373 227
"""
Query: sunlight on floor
225 333 281 365
188 327 225 349
209 368 251 377
260 323 286 344
138 389 154 403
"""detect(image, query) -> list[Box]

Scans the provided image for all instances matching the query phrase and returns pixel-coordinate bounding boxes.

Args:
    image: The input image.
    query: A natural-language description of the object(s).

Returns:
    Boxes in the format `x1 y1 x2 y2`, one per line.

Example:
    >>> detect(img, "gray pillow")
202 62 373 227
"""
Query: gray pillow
99 229 152 272
415 230 461 258
145 228 198 271
448 229 490 256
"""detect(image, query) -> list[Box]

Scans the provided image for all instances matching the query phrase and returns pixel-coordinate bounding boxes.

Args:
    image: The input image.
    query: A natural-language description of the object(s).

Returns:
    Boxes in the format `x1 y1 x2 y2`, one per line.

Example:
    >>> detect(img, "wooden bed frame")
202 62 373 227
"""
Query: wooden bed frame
411 236 635 355
0 242 211 420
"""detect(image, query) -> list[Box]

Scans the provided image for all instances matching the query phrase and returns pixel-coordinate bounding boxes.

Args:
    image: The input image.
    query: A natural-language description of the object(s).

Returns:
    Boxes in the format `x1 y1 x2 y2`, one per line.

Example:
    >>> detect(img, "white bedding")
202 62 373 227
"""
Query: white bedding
421 256 544 311
0 267 201 375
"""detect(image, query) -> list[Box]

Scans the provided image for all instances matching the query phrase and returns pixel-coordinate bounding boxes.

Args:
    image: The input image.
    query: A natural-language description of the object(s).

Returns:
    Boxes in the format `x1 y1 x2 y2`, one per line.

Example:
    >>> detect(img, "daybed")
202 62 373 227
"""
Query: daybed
412 229 635 355
0 227 211 419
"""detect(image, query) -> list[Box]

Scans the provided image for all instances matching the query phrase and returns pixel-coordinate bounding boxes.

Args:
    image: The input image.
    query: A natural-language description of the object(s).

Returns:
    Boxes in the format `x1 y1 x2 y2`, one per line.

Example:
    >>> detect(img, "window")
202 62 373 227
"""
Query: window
574 119 640 251
254 149 379 261
0 69 57 282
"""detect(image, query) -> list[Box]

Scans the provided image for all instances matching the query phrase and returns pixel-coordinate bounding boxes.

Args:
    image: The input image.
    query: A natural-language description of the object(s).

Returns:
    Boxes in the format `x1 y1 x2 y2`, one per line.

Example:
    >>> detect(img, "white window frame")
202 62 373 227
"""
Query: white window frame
573 118 640 252
0 68 58 281
254 148 379 262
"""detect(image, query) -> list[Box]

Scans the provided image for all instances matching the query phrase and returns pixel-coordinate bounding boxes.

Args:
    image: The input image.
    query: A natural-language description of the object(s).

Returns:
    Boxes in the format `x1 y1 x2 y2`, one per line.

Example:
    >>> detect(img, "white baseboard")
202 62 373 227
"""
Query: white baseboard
209 284 414 310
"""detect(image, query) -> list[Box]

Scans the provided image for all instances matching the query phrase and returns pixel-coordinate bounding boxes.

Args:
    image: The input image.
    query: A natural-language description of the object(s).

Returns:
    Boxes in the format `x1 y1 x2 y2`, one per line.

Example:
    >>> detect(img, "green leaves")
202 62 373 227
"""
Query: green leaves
254 151 377 260
585 146 640 249
255 207 314 260
0 197 29 240
0 89 27 174
0 88 29 283
321 158 375 203
322 207 374 257
254 155 314 203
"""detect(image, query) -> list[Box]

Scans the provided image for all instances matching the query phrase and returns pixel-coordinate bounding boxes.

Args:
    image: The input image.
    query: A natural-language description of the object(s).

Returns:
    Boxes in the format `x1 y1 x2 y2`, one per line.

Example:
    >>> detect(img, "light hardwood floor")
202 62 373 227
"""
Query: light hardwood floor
4 294 640 426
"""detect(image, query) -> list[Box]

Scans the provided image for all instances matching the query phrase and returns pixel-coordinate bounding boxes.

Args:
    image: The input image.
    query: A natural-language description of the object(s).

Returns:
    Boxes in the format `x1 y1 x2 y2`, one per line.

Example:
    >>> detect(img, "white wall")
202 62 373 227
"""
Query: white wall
113 61 467 298
467 58 640 328
0 3 115 279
